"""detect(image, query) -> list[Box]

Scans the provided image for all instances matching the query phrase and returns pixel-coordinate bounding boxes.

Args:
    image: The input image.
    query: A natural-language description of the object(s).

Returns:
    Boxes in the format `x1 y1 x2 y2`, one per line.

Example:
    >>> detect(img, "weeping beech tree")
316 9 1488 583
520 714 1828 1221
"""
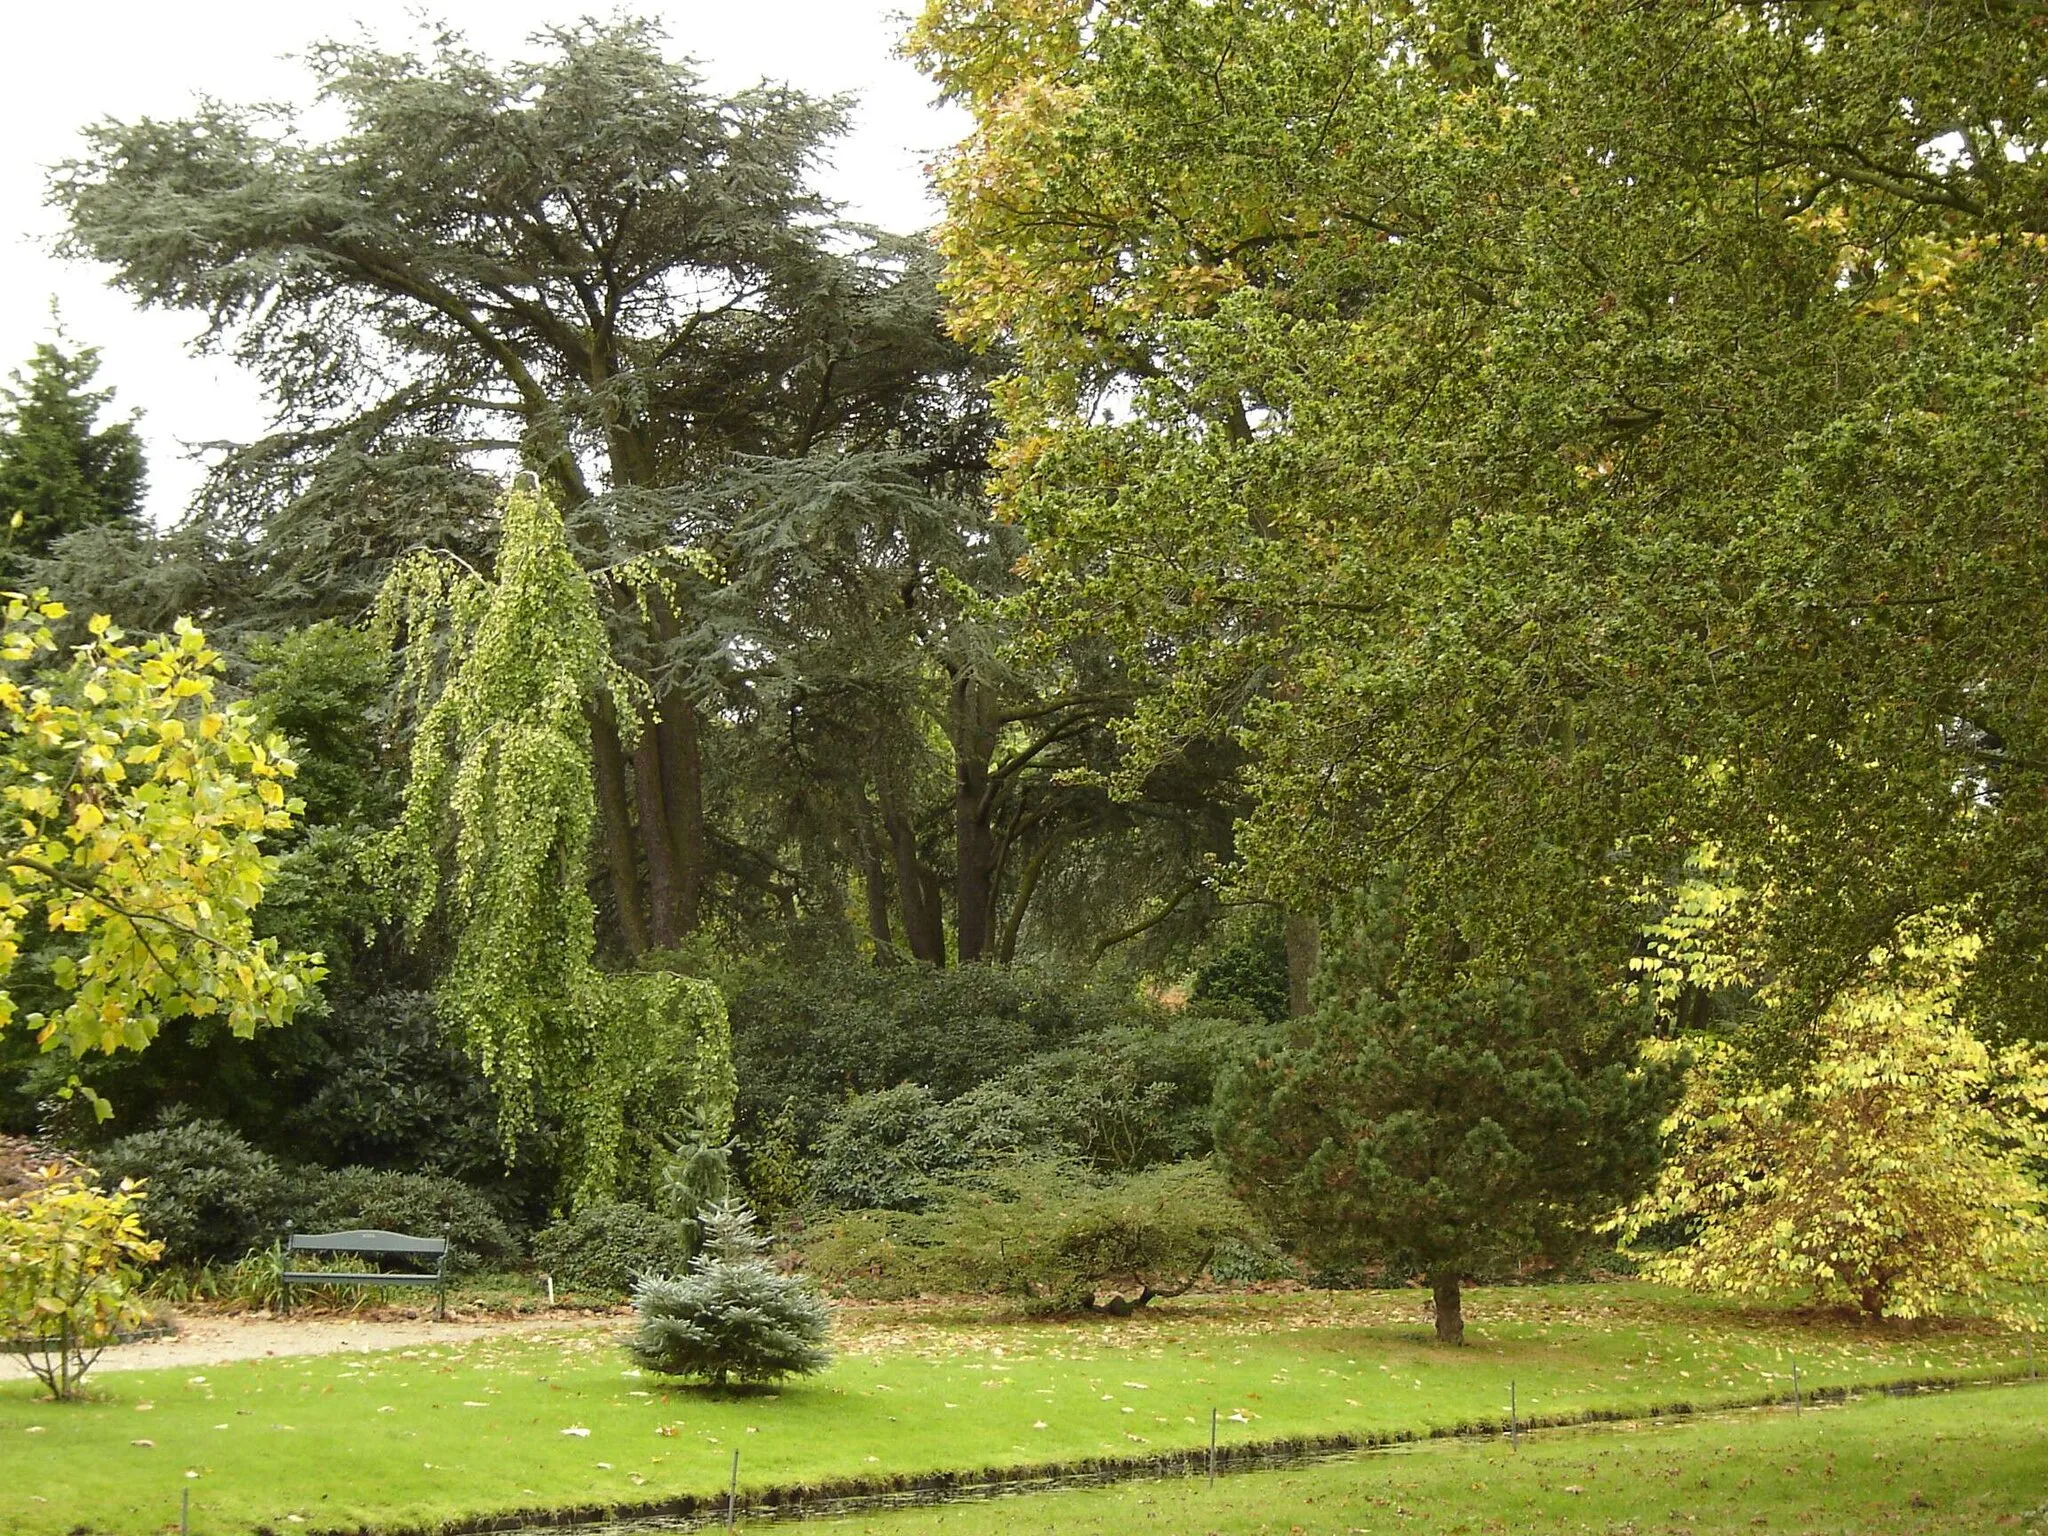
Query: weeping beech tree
379 481 731 1203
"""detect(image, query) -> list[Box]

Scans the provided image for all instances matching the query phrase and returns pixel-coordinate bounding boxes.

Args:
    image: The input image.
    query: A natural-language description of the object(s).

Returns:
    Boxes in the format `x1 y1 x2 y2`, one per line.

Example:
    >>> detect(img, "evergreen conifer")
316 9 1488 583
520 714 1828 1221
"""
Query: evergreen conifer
627 1198 831 1387
0 340 144 574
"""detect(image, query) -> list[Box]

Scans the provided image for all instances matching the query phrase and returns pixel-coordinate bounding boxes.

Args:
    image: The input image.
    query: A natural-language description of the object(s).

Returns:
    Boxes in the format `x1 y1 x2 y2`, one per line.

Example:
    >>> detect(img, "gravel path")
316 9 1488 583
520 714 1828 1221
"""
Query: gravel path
0 1311 613 1377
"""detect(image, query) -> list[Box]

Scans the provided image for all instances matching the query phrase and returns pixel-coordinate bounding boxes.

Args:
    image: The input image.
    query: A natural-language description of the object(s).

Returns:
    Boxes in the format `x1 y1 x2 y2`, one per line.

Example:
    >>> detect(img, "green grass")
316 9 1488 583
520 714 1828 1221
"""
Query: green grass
2 1284 2039 1535
820 1385 2048 1536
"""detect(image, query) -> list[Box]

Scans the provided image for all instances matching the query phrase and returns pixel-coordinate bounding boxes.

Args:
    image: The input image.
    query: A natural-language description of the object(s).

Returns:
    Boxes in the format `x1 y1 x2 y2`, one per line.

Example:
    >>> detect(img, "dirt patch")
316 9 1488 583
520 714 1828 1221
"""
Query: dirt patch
0 1309 618 1378
0 1133 75 1198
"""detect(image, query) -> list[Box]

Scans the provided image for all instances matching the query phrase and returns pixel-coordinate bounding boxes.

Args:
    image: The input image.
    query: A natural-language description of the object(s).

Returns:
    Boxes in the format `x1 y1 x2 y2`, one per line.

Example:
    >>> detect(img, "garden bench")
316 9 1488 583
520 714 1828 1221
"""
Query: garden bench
281 1225 450 1320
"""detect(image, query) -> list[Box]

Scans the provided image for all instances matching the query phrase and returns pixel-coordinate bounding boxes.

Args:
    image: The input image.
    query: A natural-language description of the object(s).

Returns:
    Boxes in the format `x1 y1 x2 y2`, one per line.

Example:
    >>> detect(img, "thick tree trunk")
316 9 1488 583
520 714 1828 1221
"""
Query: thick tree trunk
949 675 1003 963
632 727 685 949
882 802 946 965
654 698 706 933
1431 1271 1465 1346
590 708 649 956
1285 908 1321 1017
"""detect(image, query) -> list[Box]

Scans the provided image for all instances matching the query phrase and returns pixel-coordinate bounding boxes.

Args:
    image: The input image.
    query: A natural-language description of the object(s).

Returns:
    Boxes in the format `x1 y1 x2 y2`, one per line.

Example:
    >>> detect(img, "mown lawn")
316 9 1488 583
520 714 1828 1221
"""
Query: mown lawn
824 1384 2048 1536
2 1284 2038 1535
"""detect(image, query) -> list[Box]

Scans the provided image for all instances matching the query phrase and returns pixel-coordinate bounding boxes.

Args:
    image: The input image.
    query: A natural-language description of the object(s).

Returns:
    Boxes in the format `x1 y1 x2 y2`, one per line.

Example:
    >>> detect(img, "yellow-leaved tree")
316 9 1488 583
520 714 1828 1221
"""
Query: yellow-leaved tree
1618 924 2048 1319
0 594 322 1085
0 1166 160 1399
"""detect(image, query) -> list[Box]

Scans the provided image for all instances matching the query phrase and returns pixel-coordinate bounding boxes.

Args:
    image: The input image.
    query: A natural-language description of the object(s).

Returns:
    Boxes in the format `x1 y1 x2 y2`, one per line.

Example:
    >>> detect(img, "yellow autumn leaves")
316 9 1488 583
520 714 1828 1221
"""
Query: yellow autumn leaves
1617 921 2048 1319
0 593 322 1070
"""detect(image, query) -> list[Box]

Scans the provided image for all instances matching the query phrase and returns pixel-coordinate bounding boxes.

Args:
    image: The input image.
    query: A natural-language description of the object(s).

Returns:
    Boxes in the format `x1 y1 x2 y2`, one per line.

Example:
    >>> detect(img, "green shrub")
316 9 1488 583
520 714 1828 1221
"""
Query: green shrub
808 1085 984 1211
726 959 1128 1147
286 1166 518 1276
628 1199 830 1387
806 1015 1247 1211
0 1168 161 1399
96 1116 288 1264
281 990 507 1184
1192 920 1291 1024
803 1158 1261 1311
532 1201 690 1297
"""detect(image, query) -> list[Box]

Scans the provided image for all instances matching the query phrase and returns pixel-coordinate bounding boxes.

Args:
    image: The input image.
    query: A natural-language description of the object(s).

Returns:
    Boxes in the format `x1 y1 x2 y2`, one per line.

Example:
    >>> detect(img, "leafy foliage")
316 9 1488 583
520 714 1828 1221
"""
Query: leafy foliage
278 991 506 1185
0 597 321 1066
1619 930 2048 1319
1216 884 1673 1342
0 1165 160 1398
1192 919 1291 1025
382 479 610 1137
531 1201 692 1299
626 1197 831 1387
911 0 2048 1030
380 482 732 1200
807 1015 1238 1211
726 958 1140 1147
94 1115 287 1266
802 1158 1257 1310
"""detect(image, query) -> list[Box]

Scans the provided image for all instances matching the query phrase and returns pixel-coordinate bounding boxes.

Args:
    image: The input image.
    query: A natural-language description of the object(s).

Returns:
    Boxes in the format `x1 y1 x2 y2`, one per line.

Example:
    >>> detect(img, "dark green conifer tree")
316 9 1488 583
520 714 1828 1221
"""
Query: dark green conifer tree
0 340 145 574
1216 880 1675 1344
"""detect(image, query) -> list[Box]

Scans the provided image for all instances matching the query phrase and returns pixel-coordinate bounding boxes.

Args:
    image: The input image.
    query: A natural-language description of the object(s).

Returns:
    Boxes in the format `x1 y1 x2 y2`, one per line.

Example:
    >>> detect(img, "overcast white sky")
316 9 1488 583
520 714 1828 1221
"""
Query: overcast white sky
0 1 963 524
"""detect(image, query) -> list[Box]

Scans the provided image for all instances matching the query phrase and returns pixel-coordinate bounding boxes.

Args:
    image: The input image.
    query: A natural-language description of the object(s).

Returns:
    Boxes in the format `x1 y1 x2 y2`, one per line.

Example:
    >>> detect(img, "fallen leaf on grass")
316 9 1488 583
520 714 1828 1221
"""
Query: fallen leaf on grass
561 1426 591 1437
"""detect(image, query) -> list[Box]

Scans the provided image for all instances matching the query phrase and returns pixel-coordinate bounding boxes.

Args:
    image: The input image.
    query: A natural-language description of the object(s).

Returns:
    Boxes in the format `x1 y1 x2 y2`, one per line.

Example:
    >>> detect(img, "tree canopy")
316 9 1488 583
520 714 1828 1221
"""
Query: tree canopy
52 17 1224 975
911 0 2048 1022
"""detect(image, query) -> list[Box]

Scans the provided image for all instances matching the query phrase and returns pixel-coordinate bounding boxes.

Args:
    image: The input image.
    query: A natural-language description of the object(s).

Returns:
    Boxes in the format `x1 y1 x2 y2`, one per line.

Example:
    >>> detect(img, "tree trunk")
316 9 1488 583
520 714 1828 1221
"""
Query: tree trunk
1285 907 1320 1017
853 810 895 957
590 707 649 956
996 833 1057 964
655 697 706 933
882 801 946 965
949 675 1003 963
1431 1271 1465 1346
632 726 685 949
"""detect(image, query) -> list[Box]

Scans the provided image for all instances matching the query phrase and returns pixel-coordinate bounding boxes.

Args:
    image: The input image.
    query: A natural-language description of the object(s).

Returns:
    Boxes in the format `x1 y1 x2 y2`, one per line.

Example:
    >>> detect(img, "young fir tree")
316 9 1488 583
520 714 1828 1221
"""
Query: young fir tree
0 341 144 575
627 1198 831 1388
1215 881 1674 1344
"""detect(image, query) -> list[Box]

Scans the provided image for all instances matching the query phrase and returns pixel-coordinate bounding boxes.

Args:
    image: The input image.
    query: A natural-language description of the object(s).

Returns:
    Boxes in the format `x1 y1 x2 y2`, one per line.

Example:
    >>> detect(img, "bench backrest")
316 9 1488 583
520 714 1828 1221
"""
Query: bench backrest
288 1228 448 1258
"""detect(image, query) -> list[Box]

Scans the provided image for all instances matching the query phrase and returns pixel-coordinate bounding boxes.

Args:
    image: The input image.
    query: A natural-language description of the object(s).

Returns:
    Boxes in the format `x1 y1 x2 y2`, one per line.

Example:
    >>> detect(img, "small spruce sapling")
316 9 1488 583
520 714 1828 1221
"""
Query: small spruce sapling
627 1197 831 1388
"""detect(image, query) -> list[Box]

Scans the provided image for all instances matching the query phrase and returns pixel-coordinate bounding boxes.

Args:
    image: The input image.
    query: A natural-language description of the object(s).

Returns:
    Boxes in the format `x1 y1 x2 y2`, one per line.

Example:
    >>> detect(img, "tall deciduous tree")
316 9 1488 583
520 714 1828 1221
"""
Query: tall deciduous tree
380 480 732 1201
0 342 144 578
912 0 2048 1019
